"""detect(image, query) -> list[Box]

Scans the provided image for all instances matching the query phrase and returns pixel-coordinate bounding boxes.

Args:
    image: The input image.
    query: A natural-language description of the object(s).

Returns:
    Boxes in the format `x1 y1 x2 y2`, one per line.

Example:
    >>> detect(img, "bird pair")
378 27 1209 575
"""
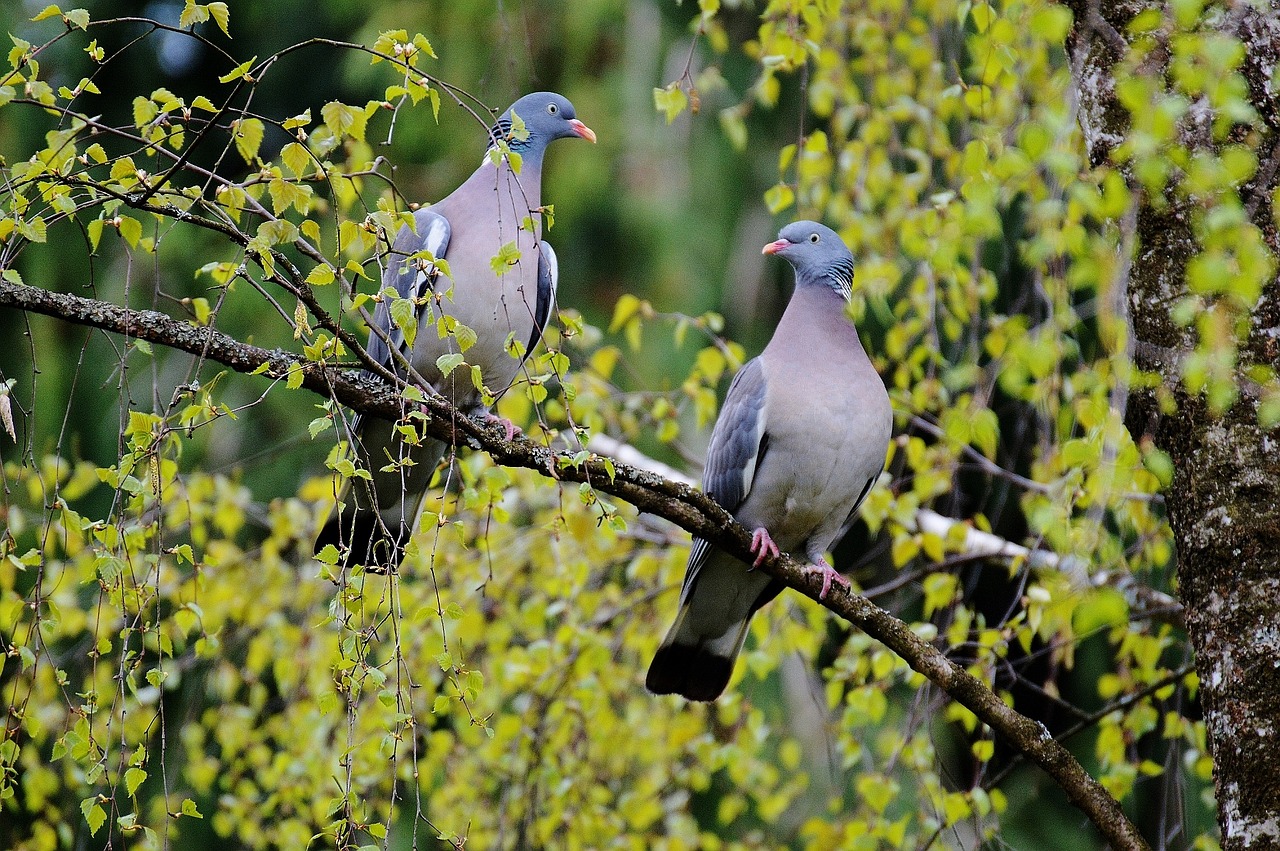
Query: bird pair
314 92 892 702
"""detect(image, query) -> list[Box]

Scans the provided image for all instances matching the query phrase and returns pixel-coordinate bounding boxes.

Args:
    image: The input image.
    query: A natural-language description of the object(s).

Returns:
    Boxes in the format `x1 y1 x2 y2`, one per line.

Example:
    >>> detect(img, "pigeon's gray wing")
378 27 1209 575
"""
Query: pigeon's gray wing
682 356 768 583
647 358 778 701
366 209 451 374
524 240 558 355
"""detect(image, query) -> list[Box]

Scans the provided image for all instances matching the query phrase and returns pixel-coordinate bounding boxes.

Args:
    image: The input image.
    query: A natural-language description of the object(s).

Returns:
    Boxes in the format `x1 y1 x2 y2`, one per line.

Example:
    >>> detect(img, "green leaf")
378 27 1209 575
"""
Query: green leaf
217 57 255 84
507 109 529 143
921 572 956 616
719 107 747 150
653 83 688 124
1073 588 1130 636
179 798 203 818
321 101 371 142
282 109 311 130
206 1 229 35
281 141 310 177
306 264 335 286
179 0 208 28
15 215 46 244
390 298 418 350
971 408 999 458
970 2 994 32
452 321 477 353
81 799 107 836
117 216 142 248
233 117 264 163
488 241 521 276
764 183 795 214
125 766 147 797
436 353 464 377
412 33 437 59
427 87 441 122
609 294 647 333
1142 446 1174 487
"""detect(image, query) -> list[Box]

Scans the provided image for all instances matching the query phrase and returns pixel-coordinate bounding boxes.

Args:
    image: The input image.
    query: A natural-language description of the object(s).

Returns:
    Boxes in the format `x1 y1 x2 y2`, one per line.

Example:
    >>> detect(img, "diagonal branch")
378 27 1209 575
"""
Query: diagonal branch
0 277 1149 851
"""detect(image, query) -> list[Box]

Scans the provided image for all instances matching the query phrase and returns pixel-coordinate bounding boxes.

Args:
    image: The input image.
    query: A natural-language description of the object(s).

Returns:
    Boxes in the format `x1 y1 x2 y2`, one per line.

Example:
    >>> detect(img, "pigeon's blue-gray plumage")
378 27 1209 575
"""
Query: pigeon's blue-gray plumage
647 221 891 701
316 92 596 569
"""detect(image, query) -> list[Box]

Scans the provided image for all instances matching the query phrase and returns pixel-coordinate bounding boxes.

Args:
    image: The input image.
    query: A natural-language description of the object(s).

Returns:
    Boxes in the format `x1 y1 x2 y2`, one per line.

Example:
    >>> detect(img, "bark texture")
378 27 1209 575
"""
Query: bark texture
1064 2 1280 847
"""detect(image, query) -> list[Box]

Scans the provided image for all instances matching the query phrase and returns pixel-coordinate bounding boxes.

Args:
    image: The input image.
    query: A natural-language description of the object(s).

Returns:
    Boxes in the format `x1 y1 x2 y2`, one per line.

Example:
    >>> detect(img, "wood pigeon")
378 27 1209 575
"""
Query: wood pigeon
646 221 892 702
315 92 596 570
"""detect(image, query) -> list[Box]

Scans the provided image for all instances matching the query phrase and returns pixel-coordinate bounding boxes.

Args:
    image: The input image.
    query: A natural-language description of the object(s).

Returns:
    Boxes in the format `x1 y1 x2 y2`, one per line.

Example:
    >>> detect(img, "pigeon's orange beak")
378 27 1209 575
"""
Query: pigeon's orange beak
569 119 597 143
762 239 789 255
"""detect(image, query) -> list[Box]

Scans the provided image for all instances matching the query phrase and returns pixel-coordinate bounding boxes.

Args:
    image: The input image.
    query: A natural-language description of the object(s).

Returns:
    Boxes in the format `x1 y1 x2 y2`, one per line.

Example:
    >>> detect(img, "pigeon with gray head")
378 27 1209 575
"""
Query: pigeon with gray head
647 221 891 701
315 92 596 570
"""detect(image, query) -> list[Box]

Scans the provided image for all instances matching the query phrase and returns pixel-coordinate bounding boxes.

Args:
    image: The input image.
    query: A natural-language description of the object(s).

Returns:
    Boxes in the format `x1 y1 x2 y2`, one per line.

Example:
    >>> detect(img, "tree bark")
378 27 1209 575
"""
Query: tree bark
1064 3 1280 847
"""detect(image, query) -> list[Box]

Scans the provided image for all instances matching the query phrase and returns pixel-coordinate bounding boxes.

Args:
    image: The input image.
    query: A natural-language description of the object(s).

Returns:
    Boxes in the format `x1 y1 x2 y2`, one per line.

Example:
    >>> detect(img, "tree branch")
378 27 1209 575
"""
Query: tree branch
0 278 1149 850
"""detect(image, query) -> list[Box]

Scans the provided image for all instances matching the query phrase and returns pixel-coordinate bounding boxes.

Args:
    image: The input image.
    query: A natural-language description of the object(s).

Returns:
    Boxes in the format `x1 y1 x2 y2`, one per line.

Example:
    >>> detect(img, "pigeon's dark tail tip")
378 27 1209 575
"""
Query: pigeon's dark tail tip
645 643 733 702
313 512 407 572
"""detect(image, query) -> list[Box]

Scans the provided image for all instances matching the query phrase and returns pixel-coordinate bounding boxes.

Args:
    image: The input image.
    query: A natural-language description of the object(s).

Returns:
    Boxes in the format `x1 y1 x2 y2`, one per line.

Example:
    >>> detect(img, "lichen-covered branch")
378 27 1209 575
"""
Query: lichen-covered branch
0 277 1149 850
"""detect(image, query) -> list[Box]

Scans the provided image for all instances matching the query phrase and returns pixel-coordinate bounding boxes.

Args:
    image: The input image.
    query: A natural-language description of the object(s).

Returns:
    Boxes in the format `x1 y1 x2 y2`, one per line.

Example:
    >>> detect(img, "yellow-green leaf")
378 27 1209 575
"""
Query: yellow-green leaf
281 141 310 177
390 297 417 350
764 182 795 214
653 83 688 124
179 0 209 28
218 57 255 84
117 216 142 248
125 766 146 797
207 1 229 35
306 264 335 286
233 117 264 163
436 353 464 376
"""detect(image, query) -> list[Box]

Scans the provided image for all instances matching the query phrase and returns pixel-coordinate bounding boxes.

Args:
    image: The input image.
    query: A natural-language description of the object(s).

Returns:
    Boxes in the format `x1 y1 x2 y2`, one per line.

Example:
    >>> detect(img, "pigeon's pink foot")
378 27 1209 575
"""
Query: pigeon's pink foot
804 561 851 601
483 411 520 442
749 527 780 568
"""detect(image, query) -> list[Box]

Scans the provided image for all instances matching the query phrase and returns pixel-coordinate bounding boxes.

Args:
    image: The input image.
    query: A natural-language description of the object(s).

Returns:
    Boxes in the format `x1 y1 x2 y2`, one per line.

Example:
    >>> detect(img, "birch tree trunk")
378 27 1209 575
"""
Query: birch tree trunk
1064 3 1280 846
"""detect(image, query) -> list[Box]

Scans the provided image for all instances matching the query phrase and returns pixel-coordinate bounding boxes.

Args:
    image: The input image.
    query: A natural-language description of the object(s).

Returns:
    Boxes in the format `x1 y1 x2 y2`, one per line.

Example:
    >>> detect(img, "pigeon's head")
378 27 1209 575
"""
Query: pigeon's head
763 221 854 298
492 92 597 153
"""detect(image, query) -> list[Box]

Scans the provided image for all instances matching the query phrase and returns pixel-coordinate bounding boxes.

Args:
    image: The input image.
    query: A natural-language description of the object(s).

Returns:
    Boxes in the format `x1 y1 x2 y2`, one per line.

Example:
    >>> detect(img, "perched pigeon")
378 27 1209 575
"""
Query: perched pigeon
315 92 596 569
647 221 892 701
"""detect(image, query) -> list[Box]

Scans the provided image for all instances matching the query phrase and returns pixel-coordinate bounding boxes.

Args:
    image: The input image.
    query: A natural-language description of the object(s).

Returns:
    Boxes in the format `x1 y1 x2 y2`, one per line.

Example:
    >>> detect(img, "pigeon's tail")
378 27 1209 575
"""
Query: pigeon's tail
645 615 749 702
313 423 446 573
314 508 410 572
646 548 782 701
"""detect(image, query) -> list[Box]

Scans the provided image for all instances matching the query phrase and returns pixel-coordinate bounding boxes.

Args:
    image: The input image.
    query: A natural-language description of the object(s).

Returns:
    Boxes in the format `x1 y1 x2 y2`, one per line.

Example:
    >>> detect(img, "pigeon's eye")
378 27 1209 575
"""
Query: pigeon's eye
809 233 820 243
547 103 559 115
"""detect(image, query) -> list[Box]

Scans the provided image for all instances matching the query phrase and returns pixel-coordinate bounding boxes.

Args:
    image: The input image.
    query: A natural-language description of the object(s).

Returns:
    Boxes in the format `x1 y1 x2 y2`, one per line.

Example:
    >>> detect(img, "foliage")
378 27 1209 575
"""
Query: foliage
0 0 1259 847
